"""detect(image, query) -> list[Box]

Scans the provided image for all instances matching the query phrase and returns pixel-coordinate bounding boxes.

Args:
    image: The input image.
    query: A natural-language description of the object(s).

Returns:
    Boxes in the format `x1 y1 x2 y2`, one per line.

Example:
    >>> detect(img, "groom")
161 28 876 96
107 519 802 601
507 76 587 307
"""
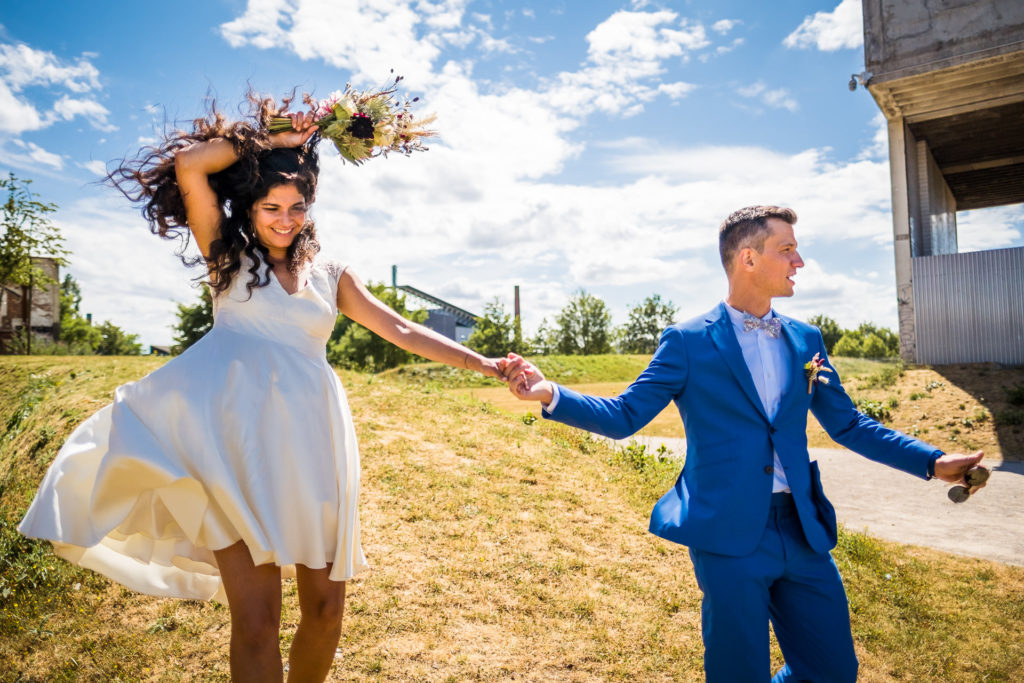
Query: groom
505 206 984 682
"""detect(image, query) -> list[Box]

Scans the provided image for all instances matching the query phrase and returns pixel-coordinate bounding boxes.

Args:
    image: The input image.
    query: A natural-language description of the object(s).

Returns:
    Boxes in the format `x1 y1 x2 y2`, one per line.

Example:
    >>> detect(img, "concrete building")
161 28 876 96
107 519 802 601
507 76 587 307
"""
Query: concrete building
861 0 1024 364
0 256 60 351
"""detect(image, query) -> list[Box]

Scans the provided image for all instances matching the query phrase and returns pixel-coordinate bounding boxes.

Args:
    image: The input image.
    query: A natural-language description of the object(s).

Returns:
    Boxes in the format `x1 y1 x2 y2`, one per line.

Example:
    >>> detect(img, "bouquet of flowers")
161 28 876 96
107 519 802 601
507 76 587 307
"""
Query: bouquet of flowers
267 75 436 165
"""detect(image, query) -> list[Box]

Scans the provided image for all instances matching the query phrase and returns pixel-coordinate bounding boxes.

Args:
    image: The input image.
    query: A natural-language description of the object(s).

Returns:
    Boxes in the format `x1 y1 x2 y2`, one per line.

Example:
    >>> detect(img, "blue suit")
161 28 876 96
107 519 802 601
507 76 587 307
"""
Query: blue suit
545 303 940 681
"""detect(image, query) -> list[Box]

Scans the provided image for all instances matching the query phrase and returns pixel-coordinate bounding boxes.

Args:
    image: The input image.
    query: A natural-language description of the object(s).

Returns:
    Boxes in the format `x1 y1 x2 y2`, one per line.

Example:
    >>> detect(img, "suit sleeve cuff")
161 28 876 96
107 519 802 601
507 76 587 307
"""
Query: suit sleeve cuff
542 384 560 415
927 450 943 479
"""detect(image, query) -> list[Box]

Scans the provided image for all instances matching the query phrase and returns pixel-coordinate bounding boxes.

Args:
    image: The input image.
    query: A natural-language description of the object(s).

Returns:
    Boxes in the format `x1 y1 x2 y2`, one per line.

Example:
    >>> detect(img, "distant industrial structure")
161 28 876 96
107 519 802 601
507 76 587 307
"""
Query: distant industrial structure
861 0 1024 365
0 256 60 351
391 265 479 343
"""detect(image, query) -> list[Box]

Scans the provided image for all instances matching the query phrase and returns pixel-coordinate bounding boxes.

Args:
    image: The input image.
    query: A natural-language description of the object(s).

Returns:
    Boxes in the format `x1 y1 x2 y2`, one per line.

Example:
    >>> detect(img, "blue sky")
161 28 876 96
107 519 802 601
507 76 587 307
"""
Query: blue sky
2 0 1022 346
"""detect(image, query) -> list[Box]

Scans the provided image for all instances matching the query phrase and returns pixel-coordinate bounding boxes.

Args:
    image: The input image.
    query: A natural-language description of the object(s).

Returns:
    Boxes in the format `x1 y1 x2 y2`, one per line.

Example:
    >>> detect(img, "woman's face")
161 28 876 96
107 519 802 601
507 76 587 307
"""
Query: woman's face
250 183 309 256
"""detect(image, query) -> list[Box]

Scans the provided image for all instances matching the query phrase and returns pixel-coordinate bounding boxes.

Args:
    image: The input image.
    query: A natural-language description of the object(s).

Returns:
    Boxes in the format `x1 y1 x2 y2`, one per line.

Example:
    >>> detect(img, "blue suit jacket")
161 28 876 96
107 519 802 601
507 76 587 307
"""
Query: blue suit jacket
545 303 940 556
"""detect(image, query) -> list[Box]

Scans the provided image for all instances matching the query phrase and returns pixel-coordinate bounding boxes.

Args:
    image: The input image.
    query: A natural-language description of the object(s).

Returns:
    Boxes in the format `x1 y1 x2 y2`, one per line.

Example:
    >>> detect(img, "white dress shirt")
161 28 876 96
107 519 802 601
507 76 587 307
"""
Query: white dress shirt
724 302 791 492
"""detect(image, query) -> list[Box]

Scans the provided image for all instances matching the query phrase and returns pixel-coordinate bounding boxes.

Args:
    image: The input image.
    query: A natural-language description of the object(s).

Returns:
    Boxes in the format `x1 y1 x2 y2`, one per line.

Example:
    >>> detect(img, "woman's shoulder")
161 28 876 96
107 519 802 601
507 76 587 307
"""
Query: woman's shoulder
313 255 349 285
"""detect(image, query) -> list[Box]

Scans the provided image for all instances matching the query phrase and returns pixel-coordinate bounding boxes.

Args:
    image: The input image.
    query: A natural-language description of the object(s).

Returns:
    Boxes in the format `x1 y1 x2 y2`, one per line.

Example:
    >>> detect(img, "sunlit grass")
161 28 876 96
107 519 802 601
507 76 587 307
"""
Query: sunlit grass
1 356 1021 680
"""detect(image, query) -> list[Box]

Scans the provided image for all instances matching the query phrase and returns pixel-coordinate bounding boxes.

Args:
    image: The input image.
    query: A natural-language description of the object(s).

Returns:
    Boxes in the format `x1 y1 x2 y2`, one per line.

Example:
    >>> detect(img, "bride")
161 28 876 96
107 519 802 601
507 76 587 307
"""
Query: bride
20 94 508 681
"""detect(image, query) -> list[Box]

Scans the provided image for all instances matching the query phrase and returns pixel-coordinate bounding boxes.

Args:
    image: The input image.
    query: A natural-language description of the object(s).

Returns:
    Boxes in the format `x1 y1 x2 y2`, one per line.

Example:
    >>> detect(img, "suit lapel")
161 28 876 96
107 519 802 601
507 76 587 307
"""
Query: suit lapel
706 303 769 422
777 316 810 417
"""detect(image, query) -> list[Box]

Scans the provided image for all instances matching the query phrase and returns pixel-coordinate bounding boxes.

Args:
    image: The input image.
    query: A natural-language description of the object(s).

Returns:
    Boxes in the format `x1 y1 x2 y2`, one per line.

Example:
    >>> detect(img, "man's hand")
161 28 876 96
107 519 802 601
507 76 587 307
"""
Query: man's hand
934 450 985 487
504 353 554 404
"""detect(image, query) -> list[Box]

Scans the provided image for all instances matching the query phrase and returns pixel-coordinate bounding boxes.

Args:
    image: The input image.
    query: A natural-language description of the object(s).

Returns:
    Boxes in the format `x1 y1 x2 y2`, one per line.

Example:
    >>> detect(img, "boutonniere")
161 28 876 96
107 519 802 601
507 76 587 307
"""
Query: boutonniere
805 352 833 394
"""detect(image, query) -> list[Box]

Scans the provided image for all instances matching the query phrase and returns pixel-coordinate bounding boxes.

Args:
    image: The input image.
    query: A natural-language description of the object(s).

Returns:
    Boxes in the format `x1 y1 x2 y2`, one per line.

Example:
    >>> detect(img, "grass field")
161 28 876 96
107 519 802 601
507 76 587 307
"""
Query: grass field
1 355 1022 680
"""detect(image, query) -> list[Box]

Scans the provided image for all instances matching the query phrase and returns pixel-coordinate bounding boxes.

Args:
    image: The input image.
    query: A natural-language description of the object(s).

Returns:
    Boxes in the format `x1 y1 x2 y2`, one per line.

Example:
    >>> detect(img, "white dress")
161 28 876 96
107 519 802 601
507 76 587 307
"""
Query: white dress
18 256 368 602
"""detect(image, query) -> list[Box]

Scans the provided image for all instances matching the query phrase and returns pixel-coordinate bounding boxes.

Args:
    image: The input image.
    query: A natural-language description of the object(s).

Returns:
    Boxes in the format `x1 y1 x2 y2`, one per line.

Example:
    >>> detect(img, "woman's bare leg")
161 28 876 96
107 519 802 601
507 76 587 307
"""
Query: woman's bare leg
287 564 346 682
214 541 284 682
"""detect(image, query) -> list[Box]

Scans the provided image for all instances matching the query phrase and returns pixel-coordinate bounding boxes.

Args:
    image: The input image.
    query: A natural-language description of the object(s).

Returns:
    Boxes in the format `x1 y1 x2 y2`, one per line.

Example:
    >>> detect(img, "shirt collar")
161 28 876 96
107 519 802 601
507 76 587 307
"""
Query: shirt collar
724 301 775 331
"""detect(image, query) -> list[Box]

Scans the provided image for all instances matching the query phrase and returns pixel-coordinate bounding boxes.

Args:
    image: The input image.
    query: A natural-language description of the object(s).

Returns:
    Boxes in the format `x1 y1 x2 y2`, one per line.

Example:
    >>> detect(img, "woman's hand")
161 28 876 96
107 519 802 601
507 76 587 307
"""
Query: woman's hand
504 354 554 404
269 111 318 148
478 357 509 381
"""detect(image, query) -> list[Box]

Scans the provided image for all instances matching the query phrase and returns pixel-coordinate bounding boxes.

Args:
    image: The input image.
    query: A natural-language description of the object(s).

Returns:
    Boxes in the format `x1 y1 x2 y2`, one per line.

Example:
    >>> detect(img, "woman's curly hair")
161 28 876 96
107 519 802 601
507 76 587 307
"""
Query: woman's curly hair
109 92 321 297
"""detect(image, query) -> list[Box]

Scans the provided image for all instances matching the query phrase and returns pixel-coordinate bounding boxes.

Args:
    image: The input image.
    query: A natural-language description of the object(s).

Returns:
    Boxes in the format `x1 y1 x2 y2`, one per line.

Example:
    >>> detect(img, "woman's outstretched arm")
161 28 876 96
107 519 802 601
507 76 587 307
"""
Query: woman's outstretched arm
337 268 506 380
173 113 317 259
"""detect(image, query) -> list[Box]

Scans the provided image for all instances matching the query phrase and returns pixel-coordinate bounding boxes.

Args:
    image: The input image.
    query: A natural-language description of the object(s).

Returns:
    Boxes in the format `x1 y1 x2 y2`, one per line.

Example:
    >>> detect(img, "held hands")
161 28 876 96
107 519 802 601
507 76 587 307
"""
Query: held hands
503 353 554 404
269 111 318 148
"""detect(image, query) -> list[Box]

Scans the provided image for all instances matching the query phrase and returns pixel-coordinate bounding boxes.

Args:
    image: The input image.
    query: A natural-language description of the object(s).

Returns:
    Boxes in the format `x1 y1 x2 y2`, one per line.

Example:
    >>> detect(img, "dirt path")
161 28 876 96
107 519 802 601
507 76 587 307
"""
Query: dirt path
613 436 1024 567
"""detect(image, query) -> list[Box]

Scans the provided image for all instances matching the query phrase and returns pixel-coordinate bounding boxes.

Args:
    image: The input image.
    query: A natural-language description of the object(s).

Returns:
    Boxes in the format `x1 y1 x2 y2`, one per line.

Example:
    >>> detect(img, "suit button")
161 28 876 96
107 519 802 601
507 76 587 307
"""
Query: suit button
769 426 777 434
764 465 773 474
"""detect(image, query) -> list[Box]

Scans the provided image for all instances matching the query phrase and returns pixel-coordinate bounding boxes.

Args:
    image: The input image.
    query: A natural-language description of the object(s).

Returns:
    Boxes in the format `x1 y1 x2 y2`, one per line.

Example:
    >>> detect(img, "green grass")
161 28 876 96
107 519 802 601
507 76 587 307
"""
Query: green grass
2 356 1022 680
382 353 658 388
385 353 898 391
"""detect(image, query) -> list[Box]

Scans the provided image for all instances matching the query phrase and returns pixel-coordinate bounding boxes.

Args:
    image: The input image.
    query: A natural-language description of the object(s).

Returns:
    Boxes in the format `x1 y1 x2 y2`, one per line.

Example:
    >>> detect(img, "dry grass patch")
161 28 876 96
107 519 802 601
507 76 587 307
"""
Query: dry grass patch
2 357 1023 681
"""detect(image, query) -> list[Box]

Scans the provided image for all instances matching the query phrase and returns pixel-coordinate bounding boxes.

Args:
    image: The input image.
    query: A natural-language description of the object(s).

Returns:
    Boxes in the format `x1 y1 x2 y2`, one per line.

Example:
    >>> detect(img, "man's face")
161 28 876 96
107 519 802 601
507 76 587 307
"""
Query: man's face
750 218 804 298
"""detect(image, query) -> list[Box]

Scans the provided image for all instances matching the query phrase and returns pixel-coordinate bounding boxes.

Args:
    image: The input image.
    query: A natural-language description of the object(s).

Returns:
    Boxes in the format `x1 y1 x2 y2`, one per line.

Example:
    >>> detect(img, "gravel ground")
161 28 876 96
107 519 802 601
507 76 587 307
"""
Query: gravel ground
612 435 1024 567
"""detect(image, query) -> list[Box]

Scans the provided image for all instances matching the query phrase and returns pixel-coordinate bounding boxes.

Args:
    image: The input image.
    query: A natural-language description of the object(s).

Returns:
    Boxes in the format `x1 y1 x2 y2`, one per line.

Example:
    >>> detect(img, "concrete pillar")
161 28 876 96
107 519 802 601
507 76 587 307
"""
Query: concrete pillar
887 117 918 362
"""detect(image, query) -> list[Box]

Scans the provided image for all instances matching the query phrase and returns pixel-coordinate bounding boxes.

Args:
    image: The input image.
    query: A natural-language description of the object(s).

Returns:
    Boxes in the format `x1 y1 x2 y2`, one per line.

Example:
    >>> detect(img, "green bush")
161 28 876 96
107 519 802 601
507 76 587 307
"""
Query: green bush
833 332 863 357
856 398 891 423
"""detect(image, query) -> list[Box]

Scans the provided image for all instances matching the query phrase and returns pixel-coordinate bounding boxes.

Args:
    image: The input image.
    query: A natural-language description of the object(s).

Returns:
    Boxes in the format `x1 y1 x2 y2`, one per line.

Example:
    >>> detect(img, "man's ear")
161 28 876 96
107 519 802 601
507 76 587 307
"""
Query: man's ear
737 246 756 271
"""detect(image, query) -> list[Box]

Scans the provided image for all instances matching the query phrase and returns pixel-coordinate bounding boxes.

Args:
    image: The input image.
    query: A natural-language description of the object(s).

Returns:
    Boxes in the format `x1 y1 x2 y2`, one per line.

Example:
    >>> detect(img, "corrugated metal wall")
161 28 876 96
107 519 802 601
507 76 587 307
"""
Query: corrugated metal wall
913 246 1024 364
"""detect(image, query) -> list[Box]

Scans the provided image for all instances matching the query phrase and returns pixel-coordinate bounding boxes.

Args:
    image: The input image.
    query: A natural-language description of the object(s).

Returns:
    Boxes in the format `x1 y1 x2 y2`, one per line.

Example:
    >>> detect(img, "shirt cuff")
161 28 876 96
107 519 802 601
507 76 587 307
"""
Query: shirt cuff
927 451 943 479
542 384 560 414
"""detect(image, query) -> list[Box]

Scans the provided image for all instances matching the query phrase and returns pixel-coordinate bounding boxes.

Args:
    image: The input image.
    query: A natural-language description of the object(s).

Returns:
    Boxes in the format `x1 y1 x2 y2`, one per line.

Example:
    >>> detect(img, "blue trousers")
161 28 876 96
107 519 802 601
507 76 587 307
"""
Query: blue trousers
688 493 858 682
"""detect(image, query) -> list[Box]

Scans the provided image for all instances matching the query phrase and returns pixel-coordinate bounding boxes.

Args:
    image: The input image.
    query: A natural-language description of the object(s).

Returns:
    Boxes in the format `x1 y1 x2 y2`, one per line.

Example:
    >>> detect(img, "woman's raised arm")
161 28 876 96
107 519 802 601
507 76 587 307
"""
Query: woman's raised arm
173 112 317 259
173 138 237 259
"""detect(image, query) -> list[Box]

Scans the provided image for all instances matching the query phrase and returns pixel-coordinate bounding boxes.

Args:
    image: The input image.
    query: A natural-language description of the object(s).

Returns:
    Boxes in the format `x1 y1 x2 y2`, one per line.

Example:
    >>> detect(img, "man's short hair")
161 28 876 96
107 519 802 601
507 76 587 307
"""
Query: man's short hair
718 205 798 273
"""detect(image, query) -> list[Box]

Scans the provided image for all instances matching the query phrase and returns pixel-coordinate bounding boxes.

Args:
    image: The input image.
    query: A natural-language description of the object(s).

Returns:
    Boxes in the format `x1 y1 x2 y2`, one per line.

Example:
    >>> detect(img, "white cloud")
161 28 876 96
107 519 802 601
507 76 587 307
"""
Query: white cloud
205 1 899 334
8 139 64 169
957 204 1024 253
53 95 117 131
712 19 739 34
658 81 697 99
784 257 895 328
784 0 863 51
79 160 108 176
0 42 111 141
716 37 744 56
858 112 888 160
220 0 470 86
0 80 45 133
542 11 710 118
737 81 798 112
0 43 101 92
763 88 798 112
56 196 203 347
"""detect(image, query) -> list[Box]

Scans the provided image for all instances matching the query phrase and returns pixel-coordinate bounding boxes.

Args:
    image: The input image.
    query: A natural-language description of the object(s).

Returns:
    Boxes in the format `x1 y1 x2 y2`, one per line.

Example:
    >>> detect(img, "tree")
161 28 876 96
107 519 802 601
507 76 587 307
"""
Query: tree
466 298 513 357
327 282 428 371
528 317 557 355
616 294 678 354
172 286 214 354
0 173 70 353
554 290 612 355
861 333 890 359
94 320 142 355
833 332 864 358
807 314 843 354
512 312 524 354
59 274 101 353
854 322 899 357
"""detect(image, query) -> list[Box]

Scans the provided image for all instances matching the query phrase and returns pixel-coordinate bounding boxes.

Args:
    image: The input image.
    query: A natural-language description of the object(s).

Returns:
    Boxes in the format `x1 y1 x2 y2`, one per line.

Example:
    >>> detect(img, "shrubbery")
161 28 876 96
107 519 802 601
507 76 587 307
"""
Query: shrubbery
809 316 899 359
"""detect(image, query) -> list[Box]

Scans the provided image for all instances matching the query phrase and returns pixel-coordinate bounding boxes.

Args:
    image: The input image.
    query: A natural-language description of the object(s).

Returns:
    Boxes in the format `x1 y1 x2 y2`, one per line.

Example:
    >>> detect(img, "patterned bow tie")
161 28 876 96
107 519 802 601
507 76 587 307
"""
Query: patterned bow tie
743 315 781 338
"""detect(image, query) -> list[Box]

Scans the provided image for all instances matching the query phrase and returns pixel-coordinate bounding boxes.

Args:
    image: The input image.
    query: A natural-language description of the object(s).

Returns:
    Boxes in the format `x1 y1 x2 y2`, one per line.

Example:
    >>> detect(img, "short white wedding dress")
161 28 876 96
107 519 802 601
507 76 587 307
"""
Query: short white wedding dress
19 256 368 602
